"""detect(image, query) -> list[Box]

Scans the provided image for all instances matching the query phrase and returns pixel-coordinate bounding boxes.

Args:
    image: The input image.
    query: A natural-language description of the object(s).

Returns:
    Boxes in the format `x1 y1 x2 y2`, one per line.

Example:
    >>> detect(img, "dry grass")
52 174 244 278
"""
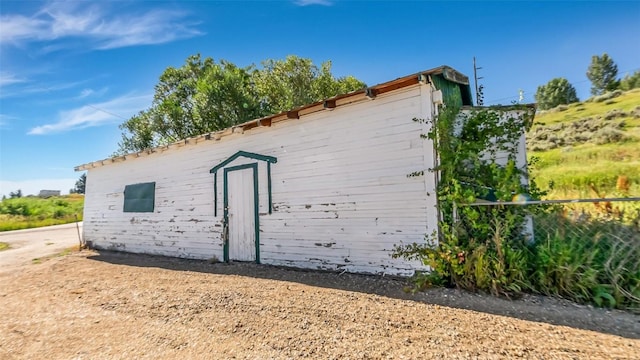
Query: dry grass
30 245 80 264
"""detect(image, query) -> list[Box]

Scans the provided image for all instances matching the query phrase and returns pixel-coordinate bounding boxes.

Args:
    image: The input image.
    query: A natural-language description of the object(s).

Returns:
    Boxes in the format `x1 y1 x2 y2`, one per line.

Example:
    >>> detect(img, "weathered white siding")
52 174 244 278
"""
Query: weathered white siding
83 84 438 275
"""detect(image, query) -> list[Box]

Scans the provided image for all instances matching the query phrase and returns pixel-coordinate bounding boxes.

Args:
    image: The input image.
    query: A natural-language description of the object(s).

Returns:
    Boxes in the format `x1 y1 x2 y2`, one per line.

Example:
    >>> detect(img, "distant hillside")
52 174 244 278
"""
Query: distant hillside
528 89 640 198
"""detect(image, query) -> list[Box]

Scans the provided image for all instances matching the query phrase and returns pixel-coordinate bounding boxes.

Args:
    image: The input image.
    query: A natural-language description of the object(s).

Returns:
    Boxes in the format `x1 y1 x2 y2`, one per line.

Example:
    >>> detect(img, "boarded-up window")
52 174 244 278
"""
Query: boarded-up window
123 182 155 213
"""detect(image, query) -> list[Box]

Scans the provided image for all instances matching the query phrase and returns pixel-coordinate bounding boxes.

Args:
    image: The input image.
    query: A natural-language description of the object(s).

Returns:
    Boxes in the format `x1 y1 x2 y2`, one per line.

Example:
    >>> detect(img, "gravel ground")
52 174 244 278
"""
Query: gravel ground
0 250 638 359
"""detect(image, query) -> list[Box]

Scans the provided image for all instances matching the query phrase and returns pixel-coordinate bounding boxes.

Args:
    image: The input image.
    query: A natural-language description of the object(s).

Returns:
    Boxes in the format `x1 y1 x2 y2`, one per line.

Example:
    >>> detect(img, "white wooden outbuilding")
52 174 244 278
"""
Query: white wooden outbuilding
76 66 523 276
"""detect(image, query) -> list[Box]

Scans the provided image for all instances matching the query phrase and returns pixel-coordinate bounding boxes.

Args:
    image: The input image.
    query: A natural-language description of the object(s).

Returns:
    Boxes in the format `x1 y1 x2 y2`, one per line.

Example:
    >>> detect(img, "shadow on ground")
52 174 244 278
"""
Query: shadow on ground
87 250 640 339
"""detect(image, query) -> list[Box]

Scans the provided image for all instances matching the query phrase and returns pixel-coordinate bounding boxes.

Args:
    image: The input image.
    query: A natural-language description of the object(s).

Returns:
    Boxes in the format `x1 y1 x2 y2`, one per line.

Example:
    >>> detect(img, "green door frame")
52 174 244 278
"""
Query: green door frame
223 163 260 264
210 150 277 217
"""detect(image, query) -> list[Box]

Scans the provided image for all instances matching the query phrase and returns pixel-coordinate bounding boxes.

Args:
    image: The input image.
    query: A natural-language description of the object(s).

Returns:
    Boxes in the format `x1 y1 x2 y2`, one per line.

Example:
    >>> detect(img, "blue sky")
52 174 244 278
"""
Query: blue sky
1 1 639 197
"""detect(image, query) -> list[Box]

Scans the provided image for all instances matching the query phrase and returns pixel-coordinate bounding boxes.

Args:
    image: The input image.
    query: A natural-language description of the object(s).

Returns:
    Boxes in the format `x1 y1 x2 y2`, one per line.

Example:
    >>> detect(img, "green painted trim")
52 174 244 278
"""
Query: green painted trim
213 174 218 217
210 150 278 218
267 162 272 214
223 163 260 264
223 170 229 262
210 150 277 174
252 165 260 264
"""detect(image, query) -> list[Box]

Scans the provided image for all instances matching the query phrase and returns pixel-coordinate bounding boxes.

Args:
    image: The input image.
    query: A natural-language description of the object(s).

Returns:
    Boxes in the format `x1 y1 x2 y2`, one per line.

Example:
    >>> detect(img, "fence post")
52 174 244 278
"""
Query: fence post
75 214 84 250
452 201 458 224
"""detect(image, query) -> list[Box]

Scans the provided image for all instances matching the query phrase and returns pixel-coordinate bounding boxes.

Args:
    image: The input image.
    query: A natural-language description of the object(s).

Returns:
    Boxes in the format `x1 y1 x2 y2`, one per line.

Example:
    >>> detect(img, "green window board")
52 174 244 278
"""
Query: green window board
123 182 156 213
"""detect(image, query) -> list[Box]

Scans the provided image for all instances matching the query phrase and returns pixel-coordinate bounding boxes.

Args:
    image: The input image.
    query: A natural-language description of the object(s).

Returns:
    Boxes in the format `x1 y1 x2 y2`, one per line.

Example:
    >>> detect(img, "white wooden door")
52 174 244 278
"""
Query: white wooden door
227 168 256 262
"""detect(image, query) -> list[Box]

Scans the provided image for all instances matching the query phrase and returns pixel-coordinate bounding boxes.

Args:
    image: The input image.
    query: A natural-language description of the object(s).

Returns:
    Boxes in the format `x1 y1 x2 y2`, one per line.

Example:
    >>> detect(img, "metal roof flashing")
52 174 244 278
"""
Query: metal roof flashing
75 65 465 171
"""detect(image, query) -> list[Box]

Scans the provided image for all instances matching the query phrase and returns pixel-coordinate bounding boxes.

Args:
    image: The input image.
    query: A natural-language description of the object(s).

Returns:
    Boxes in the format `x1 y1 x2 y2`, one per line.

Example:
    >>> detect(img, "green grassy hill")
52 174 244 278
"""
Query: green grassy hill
528 88 640 199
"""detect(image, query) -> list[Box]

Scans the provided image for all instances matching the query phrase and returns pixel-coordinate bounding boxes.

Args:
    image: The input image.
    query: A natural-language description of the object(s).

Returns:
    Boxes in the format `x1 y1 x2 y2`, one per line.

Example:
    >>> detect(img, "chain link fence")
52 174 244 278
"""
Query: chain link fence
453 197 640 310
455 197 640 243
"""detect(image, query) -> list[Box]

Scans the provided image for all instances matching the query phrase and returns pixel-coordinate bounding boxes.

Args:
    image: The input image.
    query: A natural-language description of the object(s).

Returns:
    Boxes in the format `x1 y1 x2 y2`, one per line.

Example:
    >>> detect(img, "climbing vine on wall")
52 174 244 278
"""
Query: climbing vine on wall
394 104 546 297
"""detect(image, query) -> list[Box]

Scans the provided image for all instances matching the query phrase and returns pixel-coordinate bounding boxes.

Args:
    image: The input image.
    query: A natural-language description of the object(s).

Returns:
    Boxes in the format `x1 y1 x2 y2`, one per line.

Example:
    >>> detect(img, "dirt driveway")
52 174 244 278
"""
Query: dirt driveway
0 225 638 359
0 222 82 273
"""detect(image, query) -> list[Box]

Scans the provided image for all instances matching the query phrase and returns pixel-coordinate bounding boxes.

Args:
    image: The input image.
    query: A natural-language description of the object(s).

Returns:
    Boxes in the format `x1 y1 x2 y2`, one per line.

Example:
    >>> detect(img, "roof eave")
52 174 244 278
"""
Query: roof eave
75 65 463 171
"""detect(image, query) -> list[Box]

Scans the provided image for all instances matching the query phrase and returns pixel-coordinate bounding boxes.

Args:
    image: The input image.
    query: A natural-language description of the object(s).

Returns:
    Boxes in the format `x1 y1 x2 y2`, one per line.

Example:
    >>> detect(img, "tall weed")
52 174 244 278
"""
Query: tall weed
531 210 640 311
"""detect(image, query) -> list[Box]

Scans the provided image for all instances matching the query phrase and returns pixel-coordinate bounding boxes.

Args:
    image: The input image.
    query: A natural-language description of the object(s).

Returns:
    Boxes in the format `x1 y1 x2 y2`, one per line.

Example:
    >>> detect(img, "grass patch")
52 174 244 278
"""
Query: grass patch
535 89 640 126
530 143 640 194
31 246 80 265
0 242 10 251
0 215 83 232
0 195 84 232
529 90 640 198
57 247 74 256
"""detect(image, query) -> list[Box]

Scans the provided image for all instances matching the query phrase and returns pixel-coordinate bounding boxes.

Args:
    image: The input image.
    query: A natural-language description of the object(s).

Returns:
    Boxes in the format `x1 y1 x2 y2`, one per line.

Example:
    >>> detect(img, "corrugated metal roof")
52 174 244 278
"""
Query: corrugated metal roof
75 66 468 171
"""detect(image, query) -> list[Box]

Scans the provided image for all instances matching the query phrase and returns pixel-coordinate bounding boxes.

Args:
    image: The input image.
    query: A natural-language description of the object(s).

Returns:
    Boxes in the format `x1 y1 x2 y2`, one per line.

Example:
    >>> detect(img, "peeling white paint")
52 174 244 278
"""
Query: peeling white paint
83 85 441 275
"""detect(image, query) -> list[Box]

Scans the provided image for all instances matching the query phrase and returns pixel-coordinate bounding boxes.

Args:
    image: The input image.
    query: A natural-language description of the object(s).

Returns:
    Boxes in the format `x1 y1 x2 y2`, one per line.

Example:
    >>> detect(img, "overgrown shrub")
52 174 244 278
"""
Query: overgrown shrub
394 105 542 297
603 109 627 120
394 106 640 311
527 116 627 150
589 90 623 103
594 128 628 144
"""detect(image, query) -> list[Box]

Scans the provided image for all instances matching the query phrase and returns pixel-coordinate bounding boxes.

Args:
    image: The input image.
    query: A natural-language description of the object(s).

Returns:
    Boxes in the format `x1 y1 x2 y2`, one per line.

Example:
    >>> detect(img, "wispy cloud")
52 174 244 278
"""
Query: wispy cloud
78 89 95 99
0 72 27 87
28 93 152 135
294 0 333 6
0 14 49 43
0 2 202 50
0 79 86 99
77 87 108 99
0 114 16 128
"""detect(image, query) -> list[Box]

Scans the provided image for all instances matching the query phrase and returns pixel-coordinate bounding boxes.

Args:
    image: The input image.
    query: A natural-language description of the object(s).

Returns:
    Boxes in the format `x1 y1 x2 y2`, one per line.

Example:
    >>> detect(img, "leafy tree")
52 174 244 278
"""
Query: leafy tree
116 54 366 154
117 110 159 155
619 70 640 91
534 78 579 110
9 189 22 199
253 56 364 115
70 173 86 194
586 53 619 95
118 55 263 152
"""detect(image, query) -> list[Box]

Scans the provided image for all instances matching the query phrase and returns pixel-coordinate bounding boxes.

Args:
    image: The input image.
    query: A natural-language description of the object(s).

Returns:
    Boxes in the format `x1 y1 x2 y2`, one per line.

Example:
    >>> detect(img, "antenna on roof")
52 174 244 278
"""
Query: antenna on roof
473 56 484 106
